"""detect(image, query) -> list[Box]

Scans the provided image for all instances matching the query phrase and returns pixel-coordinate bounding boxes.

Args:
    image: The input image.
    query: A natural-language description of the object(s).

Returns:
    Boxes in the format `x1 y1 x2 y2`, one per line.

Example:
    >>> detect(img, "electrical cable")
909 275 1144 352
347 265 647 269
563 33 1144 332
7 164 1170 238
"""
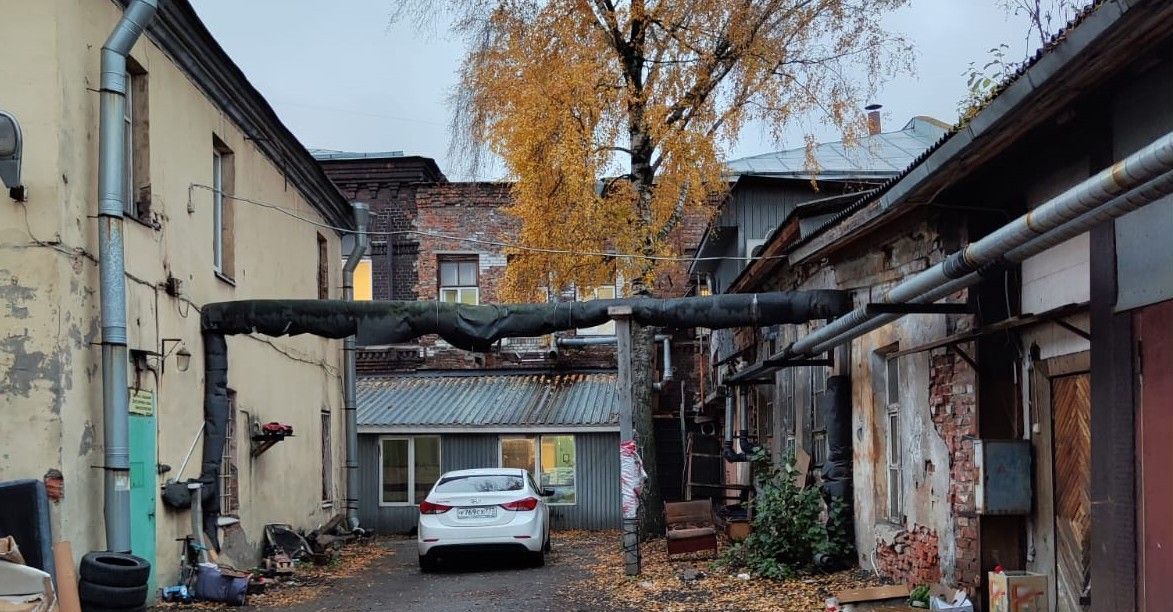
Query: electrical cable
187 184 789 263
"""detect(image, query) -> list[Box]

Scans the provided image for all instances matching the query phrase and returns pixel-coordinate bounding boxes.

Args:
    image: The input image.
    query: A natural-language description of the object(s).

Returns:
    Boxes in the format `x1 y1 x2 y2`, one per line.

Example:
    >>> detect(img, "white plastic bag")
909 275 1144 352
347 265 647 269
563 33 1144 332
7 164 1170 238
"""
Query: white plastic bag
619 439 646 520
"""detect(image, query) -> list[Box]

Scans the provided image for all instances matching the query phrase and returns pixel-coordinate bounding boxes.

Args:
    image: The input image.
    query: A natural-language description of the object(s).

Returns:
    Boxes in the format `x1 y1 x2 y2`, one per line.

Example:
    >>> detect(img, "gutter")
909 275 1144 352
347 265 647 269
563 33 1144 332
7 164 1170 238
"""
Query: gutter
97 0 160 554
341 202 369 528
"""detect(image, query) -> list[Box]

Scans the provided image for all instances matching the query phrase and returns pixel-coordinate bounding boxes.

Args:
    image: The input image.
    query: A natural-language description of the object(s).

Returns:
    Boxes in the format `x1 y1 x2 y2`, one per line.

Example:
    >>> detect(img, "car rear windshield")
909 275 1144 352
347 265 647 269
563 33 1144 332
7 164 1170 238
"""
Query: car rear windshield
434 474 525 494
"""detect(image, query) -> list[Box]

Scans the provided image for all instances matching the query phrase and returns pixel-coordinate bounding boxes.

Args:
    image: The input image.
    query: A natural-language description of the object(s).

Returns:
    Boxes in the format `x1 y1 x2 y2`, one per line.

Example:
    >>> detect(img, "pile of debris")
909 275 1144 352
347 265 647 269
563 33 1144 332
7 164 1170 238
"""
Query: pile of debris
159 514 372 608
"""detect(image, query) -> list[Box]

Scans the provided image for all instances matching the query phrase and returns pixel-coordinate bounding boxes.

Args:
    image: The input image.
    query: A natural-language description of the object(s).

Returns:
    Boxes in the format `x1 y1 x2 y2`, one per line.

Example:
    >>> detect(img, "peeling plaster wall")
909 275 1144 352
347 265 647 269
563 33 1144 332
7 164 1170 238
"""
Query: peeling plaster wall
0 0 344 588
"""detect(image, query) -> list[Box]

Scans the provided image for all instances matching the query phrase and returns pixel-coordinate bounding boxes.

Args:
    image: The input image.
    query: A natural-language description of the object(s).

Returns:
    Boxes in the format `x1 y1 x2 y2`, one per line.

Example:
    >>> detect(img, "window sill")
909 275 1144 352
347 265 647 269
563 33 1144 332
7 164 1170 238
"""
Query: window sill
214 271 236 287
874 520 905 545
125 213 159 231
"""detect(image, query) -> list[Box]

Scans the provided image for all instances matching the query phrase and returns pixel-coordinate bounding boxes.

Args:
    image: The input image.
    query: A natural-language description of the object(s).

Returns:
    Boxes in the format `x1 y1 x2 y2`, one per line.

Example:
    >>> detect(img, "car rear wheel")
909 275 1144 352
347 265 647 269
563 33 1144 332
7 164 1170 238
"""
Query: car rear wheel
418 554 438 573
527 547 545 568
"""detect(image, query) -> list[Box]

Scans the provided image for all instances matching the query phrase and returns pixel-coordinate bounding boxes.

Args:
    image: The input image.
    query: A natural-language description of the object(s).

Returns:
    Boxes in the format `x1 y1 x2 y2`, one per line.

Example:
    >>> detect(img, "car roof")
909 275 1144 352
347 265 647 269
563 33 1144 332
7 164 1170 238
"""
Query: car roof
439 468 528 478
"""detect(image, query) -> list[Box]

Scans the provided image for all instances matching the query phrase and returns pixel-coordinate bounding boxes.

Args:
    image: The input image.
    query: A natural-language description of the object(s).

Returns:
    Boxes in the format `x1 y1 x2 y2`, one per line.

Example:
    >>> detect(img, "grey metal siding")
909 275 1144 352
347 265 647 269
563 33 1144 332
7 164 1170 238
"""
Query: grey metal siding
357 432 620 534
548 432 621 530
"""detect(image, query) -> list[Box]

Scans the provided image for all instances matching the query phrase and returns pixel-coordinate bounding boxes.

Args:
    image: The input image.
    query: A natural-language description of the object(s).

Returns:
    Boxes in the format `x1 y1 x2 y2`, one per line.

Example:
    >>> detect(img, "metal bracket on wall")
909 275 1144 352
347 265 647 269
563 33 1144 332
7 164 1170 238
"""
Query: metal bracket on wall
950 344 978 370
1053 317 1091 340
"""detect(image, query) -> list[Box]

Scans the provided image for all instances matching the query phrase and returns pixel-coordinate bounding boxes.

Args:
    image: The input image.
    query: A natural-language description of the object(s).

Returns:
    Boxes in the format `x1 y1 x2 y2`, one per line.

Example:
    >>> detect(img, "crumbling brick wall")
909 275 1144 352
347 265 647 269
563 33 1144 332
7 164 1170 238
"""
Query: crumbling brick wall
929 348 980 591
876 524 941 586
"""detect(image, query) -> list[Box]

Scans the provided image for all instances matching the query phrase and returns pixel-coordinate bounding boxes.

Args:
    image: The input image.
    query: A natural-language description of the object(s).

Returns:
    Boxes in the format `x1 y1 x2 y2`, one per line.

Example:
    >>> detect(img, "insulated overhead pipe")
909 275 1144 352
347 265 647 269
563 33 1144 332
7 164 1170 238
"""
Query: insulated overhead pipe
97 0 159 553
341 202 369 529
773 129 1173 362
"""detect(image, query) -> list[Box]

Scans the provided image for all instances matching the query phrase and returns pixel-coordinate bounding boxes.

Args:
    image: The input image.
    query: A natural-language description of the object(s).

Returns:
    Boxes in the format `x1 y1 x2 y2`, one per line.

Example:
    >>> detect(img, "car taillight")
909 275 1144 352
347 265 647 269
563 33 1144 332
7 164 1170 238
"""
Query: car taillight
419 500 451 514
500 497 539 511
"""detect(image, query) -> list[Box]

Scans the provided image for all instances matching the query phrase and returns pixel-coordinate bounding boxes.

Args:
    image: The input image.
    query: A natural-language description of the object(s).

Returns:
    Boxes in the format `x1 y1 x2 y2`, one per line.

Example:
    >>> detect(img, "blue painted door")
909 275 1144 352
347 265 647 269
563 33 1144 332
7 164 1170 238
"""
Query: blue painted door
128 391 157 595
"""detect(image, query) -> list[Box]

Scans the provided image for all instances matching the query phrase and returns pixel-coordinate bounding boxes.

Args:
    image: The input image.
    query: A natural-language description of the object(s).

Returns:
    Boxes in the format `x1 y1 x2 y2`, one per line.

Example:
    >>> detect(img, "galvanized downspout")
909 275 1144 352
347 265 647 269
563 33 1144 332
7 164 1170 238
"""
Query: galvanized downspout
775 130 1173 361
342 203 369 528
97 0 159 553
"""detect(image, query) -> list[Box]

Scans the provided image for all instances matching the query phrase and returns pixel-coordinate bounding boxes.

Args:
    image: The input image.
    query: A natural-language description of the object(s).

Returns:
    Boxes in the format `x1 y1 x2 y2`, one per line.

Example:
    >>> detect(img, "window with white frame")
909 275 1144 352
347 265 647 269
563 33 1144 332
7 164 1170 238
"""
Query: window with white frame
577 283 620 335
380 436 441 505
885 354 903 522
121 62 150 220
438 256 479 304
211 137 235 277
809 359 829 467
219 389 239 516
321 410 332 502
780 366 797 459
499 435 577 504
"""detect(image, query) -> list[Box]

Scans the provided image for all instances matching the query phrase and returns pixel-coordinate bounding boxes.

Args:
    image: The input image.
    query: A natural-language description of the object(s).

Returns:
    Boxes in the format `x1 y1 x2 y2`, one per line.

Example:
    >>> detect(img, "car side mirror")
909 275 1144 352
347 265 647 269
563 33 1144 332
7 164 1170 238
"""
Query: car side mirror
541 488 555 497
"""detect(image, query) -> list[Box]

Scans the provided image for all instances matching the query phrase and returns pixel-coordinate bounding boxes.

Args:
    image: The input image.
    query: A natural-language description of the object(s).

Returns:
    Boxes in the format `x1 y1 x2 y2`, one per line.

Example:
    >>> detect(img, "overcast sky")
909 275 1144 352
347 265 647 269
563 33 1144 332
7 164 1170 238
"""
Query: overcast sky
190 1 1037 180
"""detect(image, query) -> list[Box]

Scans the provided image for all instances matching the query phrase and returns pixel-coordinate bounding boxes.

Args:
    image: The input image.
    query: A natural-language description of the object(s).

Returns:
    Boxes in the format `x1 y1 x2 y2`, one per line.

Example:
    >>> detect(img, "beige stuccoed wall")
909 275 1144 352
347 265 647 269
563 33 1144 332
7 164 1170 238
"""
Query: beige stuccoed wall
1 0 345 588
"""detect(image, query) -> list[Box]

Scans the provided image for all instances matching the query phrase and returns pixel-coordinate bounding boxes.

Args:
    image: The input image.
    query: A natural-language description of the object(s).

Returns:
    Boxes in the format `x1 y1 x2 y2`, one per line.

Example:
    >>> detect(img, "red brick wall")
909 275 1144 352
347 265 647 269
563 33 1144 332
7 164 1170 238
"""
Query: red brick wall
876 524 941 586
929 349 980 592
413 182 517 303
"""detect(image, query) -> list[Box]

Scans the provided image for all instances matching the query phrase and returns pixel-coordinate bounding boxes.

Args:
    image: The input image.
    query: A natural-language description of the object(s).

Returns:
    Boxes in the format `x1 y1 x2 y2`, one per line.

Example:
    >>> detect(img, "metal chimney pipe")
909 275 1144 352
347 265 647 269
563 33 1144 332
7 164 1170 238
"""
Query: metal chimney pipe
865 104 882 136
97 0 159 553
342 202 369 528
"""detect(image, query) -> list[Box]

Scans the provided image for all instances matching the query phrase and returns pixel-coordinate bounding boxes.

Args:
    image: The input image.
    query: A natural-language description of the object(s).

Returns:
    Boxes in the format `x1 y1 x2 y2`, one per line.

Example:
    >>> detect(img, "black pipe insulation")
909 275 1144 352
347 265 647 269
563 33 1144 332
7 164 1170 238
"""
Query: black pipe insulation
180 291 851 542
200 292 850 352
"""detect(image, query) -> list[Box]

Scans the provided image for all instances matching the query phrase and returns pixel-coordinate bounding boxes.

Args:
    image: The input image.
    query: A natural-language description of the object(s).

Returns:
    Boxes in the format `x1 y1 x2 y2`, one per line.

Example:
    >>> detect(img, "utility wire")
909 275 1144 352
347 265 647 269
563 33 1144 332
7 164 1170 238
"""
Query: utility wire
187 184 788 263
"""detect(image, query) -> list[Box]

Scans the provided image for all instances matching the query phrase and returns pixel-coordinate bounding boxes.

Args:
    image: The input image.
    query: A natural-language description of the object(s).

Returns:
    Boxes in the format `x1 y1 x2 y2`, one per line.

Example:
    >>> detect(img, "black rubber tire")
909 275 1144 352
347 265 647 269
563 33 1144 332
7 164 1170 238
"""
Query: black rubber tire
419 554 439 573
79 552 151 588
528 548 546 568
544 534 552 553
78 580 148 608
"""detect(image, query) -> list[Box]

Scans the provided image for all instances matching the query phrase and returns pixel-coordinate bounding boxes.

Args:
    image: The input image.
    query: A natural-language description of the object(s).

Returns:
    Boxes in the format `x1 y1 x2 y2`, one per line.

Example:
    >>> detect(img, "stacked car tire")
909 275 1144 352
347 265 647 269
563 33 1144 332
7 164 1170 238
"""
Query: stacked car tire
78 552 151 612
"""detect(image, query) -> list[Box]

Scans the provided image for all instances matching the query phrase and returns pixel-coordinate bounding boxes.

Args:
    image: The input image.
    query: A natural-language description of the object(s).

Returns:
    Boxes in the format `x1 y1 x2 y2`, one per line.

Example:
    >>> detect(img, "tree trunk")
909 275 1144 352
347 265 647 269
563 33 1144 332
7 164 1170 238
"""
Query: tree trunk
630 321 664 537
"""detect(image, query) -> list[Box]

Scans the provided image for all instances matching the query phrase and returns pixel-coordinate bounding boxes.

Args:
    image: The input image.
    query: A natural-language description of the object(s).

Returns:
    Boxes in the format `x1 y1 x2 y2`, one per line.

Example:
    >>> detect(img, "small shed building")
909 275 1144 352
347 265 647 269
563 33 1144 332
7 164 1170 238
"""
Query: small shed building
356 370 622 533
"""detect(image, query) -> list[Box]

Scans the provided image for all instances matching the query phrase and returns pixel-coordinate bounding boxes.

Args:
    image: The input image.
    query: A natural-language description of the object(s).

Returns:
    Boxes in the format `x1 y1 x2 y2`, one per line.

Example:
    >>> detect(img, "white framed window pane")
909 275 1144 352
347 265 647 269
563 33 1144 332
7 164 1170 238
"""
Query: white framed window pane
595 286 616 300
888 413 900 464
539 435 576 504
501 437 537 478
413 437 441 503
381 439 409 504
458 261 478 286
440 288 459 303
889 467 901 520
212 152 223 271
458 288 478 305
812 432 827 465
439 261 459 286
887 358 900 405
123 80 134 216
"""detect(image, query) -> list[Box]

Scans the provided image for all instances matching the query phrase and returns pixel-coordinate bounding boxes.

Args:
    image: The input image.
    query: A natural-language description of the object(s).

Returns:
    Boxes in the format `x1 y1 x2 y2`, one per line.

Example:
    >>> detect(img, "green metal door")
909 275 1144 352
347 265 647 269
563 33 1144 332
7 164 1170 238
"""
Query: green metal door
128 390 157 594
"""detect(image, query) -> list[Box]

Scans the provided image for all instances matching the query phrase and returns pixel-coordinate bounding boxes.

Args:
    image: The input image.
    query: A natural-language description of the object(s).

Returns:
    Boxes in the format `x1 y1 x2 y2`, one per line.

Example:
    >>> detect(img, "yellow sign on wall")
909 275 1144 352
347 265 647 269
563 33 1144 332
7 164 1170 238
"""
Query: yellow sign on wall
129 389 154 416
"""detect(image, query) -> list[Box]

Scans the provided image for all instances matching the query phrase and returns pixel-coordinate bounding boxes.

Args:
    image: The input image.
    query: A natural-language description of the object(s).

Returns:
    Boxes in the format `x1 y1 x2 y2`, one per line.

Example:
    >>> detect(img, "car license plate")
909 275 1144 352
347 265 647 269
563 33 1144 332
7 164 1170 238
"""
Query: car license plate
456 507 497 519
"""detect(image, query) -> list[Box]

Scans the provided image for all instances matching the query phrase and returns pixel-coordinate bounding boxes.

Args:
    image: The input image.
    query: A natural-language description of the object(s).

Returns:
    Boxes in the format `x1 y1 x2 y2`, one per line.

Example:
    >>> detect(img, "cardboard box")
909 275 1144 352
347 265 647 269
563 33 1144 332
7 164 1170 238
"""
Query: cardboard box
989 571 1048 612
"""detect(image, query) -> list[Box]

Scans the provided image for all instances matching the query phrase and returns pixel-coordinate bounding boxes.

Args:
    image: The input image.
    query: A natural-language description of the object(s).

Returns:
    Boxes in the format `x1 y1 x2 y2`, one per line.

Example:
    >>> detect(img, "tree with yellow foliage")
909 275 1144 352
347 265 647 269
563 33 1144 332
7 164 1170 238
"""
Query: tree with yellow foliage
399 0 911 532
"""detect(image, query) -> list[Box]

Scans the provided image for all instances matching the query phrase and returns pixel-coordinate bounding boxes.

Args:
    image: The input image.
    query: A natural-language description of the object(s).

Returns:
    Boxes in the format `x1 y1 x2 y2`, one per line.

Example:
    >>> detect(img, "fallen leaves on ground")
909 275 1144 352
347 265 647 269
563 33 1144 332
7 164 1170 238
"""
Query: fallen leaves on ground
564 530 888 611
154 537 394 610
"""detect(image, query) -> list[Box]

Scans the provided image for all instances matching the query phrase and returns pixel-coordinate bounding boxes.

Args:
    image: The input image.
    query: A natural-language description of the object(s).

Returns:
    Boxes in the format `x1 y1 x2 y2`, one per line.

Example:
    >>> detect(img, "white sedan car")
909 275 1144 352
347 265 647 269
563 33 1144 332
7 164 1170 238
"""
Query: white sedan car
417 468 552 572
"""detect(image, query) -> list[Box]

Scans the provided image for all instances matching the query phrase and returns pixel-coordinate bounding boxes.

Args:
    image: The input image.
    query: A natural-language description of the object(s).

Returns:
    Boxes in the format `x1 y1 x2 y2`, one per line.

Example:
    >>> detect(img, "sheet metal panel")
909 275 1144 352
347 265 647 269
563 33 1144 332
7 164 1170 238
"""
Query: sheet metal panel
357 432 621 534
357 372 620 429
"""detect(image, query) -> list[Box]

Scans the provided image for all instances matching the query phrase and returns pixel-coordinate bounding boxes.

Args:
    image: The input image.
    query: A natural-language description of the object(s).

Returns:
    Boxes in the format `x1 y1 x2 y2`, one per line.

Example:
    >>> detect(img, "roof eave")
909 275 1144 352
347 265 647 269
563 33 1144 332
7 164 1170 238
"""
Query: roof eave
143 0 354 231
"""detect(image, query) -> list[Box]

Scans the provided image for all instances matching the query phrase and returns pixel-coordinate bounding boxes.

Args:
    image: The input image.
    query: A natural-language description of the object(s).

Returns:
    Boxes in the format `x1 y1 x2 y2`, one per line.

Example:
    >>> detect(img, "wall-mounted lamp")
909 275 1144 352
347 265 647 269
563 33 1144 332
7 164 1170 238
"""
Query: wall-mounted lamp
0 110 26 201
160 338 191 373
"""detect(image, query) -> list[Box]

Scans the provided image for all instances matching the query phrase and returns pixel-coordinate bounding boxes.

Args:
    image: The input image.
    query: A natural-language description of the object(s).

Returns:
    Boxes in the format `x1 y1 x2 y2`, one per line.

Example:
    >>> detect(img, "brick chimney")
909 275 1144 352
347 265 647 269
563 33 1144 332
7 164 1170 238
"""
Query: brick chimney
865 104 883 135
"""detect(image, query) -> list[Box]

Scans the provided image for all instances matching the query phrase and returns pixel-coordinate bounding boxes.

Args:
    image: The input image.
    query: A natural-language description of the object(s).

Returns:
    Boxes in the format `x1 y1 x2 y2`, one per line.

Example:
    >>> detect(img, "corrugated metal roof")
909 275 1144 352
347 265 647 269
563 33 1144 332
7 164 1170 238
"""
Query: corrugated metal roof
724 117 949 180
357 372 620 430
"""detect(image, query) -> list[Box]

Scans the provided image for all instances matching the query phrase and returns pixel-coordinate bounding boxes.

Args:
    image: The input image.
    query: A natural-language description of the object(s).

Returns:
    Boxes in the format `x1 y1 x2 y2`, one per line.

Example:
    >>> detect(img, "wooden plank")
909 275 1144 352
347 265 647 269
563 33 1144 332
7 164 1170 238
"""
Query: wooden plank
794 448 812 489
836 584 911 603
